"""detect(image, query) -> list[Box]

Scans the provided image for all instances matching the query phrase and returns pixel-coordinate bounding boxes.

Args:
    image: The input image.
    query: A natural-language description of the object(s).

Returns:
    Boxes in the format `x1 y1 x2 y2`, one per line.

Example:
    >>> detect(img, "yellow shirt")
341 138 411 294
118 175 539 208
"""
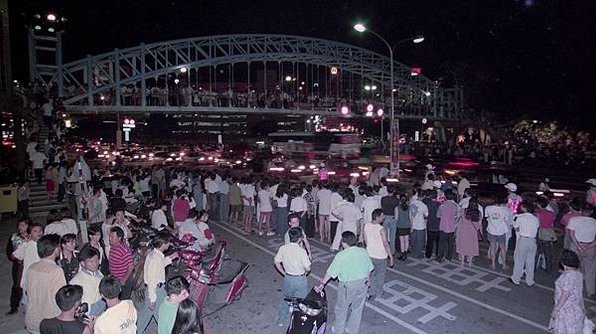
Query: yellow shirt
25 258 66 333
94 300 137 334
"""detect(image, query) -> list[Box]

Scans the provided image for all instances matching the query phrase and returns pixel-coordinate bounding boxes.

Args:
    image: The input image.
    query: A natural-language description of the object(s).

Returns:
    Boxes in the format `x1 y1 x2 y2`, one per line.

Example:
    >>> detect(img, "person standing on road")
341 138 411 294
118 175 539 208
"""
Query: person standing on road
273 183 290 237
510 202 539 287
485 195 512 270
409 193 429 259
316 181 332 242
274 227 311 327
423 189 441 261
548 250 588 334
218 174 230 223
25 234 67 333
257 179 274 236
70 245 105 317
436 189 461 263
360 186 380 243
456 198 482 268
137 232 179 333
363 209 394 300
394 194 412 260
380 187 399 256
241 177 256 234
107 227 134 299
566 205 596 298
6 218 29 315
316 231 373 334
331 191 362 251
228 177 243 225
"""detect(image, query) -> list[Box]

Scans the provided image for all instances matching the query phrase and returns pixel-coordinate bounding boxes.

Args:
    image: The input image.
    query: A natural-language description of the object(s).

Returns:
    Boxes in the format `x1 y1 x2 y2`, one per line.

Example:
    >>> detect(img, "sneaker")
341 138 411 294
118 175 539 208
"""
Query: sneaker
6 309 17 315
508 277 519 286
266 231 276 237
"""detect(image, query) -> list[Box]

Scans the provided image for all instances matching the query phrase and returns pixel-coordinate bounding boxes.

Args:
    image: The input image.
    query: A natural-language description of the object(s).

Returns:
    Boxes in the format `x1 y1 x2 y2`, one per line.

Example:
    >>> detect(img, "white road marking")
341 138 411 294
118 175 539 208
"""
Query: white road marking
216 222 550 332
214 222 430 334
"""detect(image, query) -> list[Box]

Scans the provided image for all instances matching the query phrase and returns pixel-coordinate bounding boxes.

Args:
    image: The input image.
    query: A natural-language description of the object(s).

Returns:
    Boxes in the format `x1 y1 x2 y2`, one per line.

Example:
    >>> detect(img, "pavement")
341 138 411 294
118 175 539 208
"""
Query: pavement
1 215 595 334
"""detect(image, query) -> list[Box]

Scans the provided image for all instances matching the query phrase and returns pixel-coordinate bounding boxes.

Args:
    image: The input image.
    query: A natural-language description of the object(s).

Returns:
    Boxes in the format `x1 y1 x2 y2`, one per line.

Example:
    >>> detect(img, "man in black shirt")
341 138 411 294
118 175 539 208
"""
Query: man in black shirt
380 187 400 255
40 284 89 334
109 188 126 212
422 189 441 260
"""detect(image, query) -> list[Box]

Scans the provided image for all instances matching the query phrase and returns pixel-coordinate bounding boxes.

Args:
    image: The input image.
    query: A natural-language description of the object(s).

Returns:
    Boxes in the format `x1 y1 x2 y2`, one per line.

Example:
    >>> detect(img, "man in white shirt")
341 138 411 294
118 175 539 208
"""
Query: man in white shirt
331 192 362 251
206 173 220 220
94 276 137 334
151 202 169 230
70 246 105 316
274 228 311 327
13 223 43 291
329 184 344 243
510 203 540 287
566 206 596 297
316 182 333 242
30 149 47 185
360 186 381 239
409 196 429 259
137 232 178 333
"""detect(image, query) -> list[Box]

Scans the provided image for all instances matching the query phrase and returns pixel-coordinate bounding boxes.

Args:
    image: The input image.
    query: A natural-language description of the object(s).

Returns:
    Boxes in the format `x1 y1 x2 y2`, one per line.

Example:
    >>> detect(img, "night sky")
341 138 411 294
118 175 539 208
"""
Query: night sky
10 0 596 128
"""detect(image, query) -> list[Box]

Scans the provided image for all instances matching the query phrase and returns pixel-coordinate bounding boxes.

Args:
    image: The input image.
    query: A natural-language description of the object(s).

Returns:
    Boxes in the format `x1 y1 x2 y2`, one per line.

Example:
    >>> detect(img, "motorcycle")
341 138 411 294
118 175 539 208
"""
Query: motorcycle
285 288 328 334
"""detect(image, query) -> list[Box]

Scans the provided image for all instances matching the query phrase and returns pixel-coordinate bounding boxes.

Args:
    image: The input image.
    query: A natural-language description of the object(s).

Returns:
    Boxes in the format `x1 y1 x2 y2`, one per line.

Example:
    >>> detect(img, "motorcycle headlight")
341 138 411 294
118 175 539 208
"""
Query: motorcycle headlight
298 303 322 317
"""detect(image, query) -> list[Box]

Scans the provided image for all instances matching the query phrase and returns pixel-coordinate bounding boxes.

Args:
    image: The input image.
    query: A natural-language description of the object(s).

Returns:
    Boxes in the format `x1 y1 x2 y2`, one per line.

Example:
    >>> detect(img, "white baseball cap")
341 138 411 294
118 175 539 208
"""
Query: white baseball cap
586 179 596 186
504 183 517 192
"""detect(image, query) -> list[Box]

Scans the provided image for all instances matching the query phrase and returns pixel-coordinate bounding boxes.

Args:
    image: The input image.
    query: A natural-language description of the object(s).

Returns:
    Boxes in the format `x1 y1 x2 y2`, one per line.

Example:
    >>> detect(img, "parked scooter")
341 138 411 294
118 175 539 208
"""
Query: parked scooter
285 288 327 334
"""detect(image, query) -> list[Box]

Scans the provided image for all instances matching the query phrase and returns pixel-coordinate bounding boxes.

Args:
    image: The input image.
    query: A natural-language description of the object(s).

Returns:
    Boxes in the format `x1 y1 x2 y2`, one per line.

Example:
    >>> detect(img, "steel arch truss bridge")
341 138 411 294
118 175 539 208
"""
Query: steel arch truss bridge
31 33 463 120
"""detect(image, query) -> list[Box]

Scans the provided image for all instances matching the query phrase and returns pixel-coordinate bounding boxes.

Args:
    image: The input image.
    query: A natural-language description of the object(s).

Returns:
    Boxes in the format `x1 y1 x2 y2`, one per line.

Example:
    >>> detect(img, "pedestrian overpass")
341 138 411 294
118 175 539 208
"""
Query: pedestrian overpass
29 33 464 121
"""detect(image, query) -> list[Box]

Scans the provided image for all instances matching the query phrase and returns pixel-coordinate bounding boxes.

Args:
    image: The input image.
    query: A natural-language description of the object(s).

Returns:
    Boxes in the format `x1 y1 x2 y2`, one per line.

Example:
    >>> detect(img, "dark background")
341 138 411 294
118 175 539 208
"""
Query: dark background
9 0 596 129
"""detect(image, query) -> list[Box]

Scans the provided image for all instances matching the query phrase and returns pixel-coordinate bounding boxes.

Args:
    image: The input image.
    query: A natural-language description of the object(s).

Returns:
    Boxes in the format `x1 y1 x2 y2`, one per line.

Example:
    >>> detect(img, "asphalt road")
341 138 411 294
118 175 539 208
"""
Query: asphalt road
2 216 595 334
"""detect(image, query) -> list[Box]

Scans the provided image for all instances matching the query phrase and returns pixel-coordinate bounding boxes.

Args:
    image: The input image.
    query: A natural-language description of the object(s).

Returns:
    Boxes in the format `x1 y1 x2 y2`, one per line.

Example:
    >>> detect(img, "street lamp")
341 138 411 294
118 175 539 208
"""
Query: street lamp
354 23 425 178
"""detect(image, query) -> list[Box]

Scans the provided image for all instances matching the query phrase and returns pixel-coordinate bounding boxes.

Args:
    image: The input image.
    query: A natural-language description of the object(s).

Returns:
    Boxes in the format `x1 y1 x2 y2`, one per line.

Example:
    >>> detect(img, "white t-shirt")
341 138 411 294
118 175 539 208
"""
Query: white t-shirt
409 199 429 230
151 209 168 230
273 243 311 275
290 197 307 213
258 189 273 212
316 189 332 215
241 184 255 206
361 196 380 225
485 205 512 236
273 193 289 208
332 202 362 233
512 213 539 238
330 192 343 222
94 300 137 334
31 152 47 169
206 179 219 194
567 216 596 243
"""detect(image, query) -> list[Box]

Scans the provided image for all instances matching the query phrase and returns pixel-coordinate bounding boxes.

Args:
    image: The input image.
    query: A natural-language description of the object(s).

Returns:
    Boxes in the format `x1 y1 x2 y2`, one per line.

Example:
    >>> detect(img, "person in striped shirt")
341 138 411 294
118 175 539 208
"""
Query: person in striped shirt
108 227 134 299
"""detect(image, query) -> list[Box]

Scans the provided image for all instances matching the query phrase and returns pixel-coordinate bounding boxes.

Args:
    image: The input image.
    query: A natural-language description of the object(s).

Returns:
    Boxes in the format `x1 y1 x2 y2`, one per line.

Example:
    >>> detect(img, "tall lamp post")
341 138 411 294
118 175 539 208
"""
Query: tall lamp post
354 23 424 178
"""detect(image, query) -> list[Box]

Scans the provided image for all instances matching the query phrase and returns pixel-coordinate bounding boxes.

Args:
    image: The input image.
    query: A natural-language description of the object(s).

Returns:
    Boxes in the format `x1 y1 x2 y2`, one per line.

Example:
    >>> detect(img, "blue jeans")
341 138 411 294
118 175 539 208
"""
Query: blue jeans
219 194 229 223
137 286 166 334
275 207 289 236
276 275 308 325
384 216 397 255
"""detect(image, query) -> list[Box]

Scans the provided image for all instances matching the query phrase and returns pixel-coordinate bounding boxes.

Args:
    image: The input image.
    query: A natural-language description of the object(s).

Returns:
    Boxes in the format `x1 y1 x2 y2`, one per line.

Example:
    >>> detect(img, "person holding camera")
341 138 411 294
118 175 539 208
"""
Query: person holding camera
39 284 92 334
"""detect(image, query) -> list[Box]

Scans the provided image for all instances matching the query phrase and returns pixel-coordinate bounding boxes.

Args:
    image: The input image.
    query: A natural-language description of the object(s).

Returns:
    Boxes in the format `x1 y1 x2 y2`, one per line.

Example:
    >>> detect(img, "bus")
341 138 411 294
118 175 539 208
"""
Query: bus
269 131 360 158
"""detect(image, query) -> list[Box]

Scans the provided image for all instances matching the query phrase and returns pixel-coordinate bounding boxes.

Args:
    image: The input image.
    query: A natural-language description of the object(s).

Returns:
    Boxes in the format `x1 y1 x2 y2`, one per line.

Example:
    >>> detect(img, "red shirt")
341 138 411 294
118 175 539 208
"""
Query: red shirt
536 208 555 229
108 243 133 281
172 198 190 222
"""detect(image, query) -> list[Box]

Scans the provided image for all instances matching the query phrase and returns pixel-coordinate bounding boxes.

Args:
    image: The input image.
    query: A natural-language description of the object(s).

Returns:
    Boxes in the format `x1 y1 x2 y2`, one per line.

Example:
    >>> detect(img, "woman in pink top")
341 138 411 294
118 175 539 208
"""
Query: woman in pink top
536 197 557 272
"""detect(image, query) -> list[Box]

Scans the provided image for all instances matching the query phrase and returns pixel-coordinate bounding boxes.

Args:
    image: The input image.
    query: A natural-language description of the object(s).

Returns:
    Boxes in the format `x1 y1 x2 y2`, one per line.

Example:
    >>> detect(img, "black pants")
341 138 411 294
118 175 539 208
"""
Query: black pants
34 168 43 185
57 184 65 202
17 200 29 219
437 231 455 261
537 240 556 273
425 230 440 259
10 262 23 311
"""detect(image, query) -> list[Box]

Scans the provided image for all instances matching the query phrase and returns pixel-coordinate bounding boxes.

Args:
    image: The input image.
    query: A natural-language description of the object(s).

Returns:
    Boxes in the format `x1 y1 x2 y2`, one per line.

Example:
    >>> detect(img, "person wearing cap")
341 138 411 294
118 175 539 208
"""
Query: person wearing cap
505 183 522 214
274 227 311 327
510 202 539 287
566 205 596 298
424 164 435 182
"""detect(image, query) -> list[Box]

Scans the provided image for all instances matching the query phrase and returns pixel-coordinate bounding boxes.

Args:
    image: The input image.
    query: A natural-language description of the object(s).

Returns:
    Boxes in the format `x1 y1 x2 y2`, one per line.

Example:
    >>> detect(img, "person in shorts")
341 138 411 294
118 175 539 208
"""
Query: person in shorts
485 195 513 270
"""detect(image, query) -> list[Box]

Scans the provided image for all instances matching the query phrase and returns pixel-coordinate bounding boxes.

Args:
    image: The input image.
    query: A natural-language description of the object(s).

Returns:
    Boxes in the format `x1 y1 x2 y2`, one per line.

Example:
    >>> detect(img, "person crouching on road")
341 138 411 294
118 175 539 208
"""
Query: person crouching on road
274 227 312 327
316 231 374 334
